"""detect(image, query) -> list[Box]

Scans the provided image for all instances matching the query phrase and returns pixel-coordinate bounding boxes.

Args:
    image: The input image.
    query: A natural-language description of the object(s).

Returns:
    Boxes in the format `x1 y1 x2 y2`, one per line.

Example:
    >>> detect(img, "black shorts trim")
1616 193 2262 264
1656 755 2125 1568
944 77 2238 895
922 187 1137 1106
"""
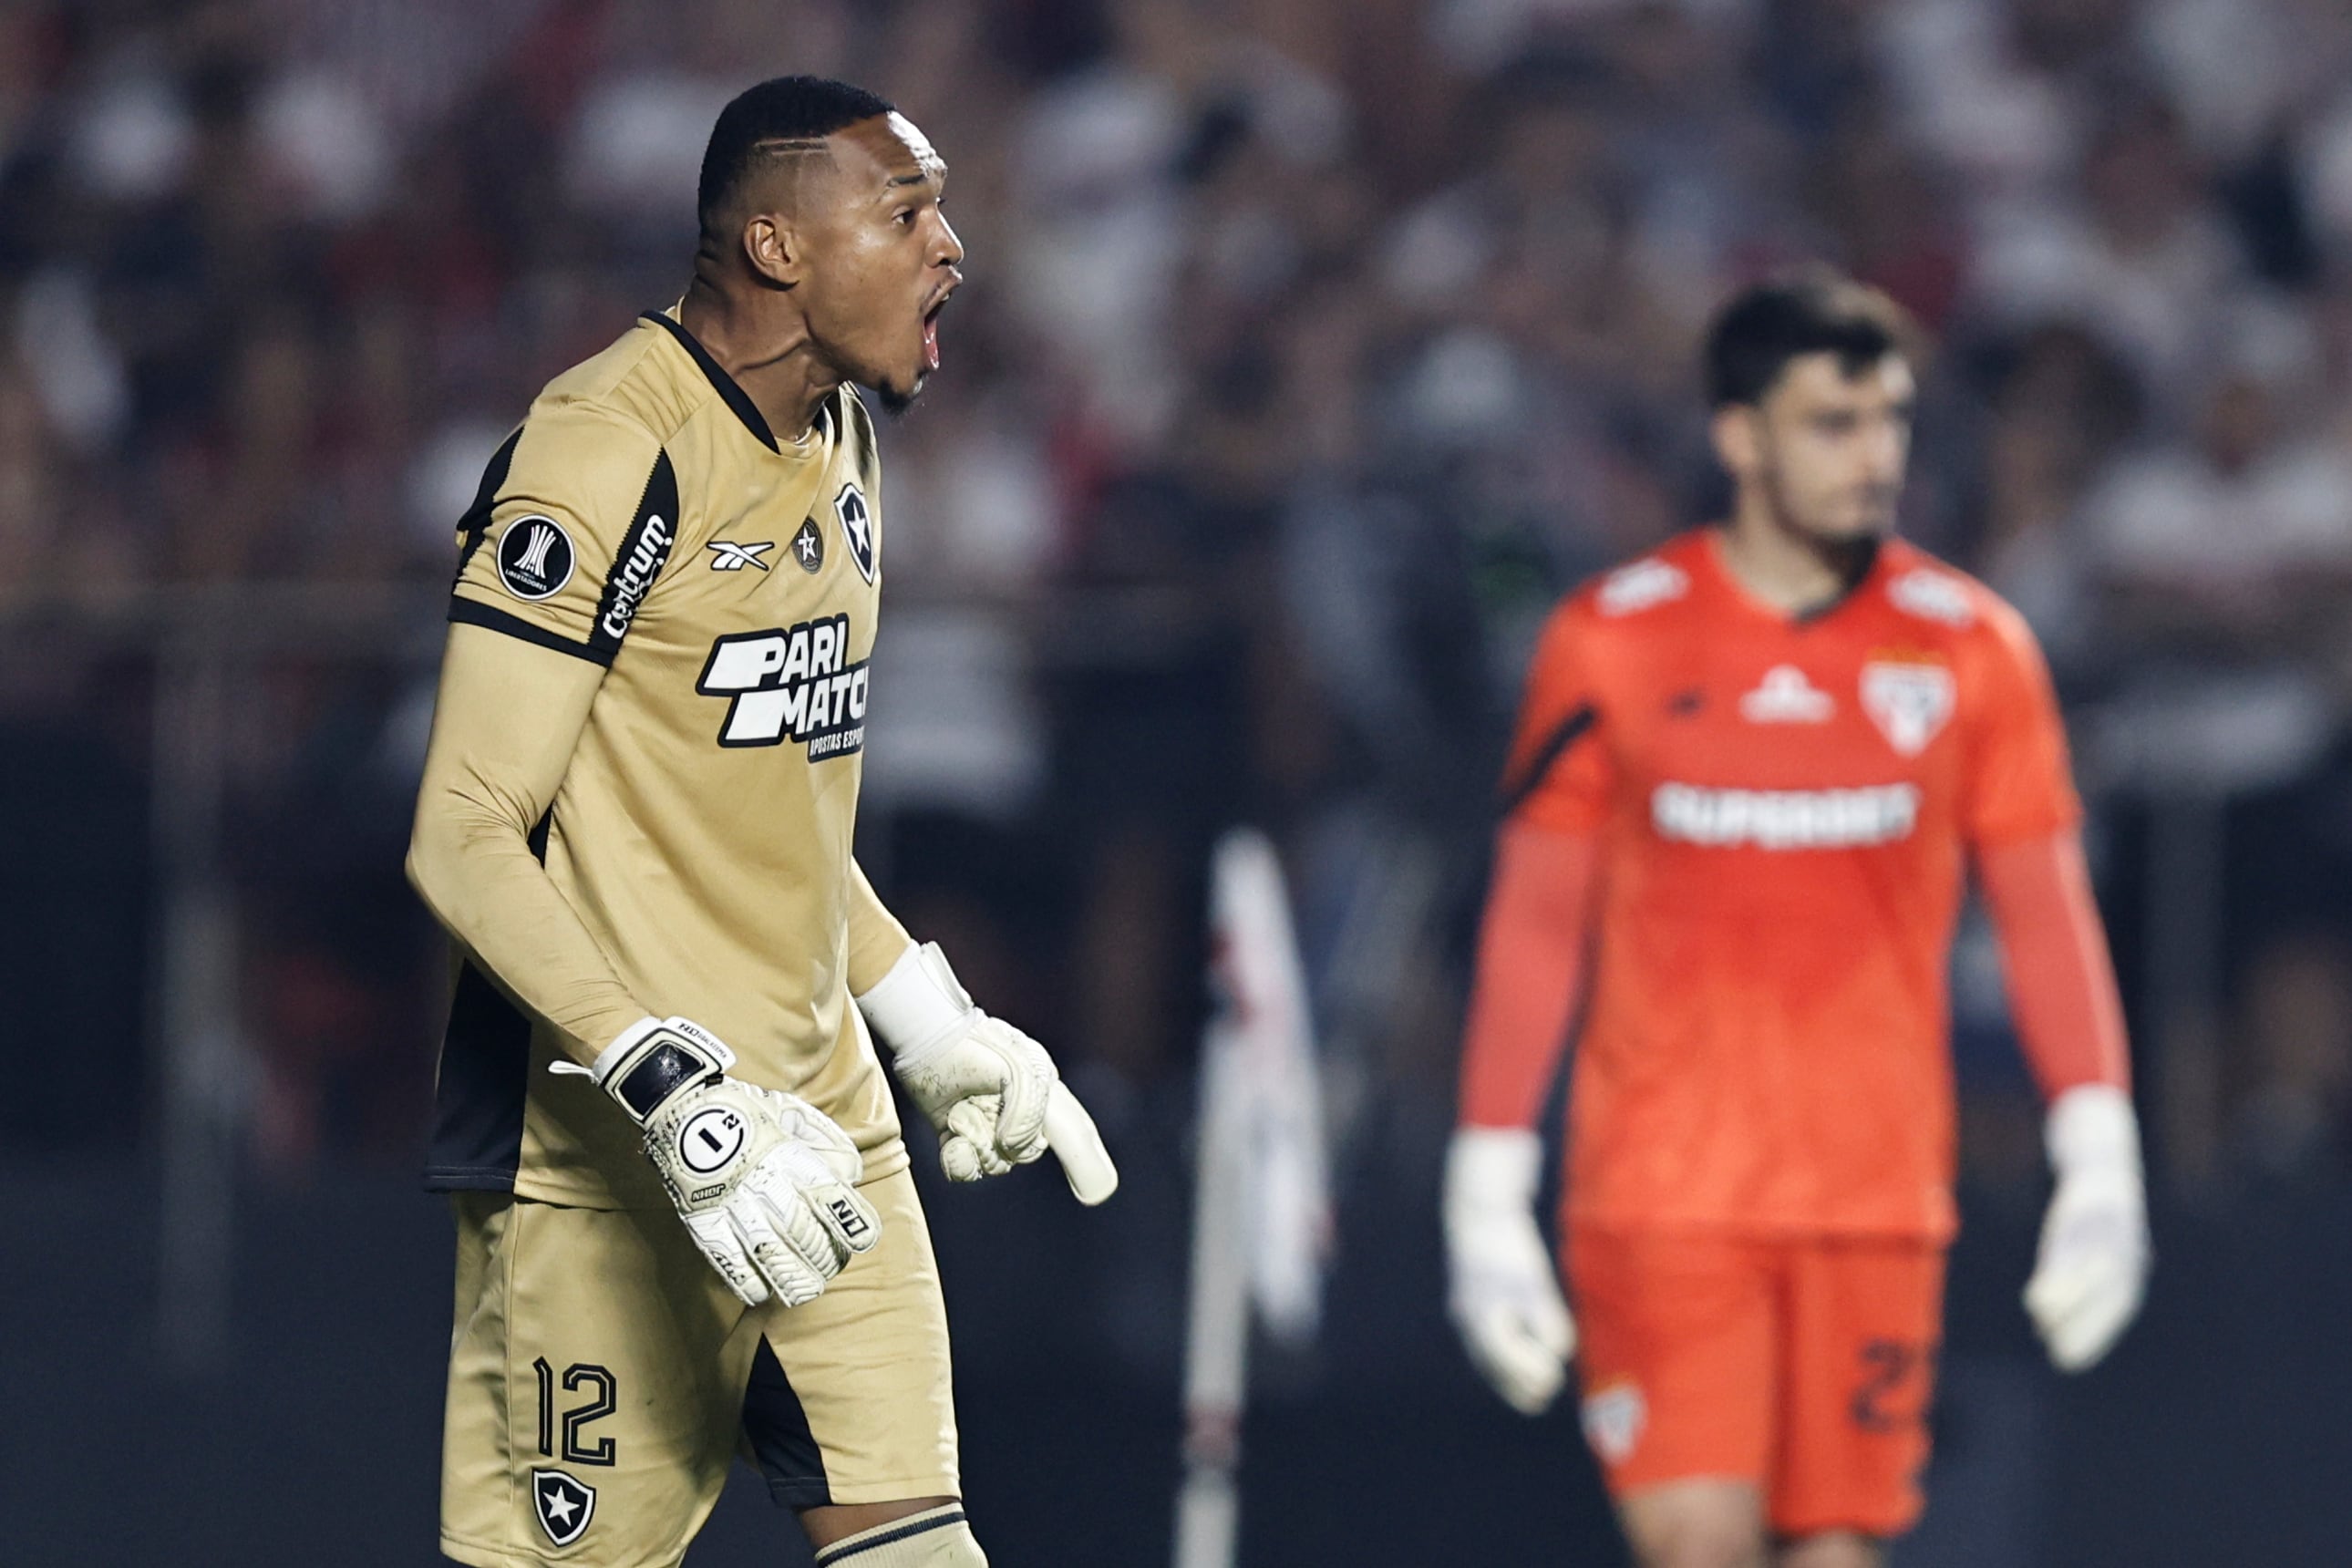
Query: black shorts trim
816 1509 970 1563
448 598 614 665
420 1164 519 1192
744 1336 831 1508
424 958 535 1190
422 814 549 1193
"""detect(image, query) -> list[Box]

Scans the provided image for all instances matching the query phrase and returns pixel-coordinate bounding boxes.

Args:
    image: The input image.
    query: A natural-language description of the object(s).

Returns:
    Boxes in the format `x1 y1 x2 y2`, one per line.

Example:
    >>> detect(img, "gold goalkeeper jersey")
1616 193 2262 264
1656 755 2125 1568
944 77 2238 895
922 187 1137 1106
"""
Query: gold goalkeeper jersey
425 308 904 1208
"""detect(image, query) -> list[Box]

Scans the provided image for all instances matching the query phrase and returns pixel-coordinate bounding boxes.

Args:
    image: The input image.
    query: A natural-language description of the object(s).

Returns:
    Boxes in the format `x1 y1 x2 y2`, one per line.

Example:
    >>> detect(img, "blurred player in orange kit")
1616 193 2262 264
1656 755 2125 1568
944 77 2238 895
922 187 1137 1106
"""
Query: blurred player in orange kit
1442 273 2151 1568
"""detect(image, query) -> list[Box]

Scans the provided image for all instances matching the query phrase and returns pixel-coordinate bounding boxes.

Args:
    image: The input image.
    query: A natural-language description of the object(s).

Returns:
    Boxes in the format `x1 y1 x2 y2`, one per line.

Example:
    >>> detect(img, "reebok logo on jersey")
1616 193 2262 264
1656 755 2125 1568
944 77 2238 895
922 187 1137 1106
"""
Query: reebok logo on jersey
1597 558 1687 616
532 1470 596 1547
1739 665 1833 724
707 539 774 573
600 513 676 640
1862 661 1955 757
497 515 576 601
1653 783 1921 850
696 614 870 756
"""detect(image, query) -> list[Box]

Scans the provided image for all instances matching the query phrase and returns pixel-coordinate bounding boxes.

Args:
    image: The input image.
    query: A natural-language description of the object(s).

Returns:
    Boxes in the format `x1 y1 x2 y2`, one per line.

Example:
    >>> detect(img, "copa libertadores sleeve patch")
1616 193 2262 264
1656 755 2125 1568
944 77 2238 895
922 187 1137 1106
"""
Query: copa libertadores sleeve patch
496 515 578 601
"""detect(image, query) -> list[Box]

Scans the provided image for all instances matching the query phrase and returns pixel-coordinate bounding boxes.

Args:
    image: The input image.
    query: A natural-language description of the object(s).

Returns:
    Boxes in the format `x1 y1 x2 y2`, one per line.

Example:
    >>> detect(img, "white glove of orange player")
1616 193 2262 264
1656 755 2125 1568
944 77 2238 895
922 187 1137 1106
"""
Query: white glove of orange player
2025 1084 2150 1371
857 942 1118 1204
556 1016 880 1307
1445 1127 1576 1414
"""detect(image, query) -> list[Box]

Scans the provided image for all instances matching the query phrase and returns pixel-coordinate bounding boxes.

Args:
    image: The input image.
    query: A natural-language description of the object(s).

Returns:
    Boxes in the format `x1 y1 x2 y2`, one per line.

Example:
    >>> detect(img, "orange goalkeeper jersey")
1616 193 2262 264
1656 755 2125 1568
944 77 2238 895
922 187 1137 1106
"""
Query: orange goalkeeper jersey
1504 530 2079 1240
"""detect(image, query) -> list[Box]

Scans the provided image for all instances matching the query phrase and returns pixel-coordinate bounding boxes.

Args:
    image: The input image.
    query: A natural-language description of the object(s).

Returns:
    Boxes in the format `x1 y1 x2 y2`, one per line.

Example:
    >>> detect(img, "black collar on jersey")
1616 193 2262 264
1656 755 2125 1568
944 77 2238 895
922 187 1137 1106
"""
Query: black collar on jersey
640 310 780 452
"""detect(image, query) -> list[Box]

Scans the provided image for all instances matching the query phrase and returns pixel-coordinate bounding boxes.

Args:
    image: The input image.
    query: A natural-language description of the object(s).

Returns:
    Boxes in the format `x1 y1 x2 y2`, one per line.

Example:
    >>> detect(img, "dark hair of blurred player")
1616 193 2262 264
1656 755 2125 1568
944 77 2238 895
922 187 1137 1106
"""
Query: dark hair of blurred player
686 76 963 427
1706 273 1920 614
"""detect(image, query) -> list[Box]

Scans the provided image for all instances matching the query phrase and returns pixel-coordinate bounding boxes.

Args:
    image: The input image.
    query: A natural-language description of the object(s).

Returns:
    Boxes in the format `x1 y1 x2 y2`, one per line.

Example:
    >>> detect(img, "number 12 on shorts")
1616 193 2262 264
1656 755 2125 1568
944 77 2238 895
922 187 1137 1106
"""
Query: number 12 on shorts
533 1358 620 1466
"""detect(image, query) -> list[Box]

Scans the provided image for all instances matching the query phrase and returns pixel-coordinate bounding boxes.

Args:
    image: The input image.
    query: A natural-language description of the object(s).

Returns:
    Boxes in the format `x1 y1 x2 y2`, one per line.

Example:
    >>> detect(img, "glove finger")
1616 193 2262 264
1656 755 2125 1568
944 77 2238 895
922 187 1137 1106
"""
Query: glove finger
1042 1081 1119 1203
2023 1258 2098 1329
738 1183 845 1288
935 1132 1011 1184
1461 1308 1566 1415
760 1248 827 1309
684 1211 769 1306
727 1194 811 1284
1526 1295 1577 1362
987 1025 1055 1159
790 1100 863 1160
771 1092 866 1181
944 1098 1001 1156
2047 1305 2108 1371
938 1131 987 1183
2046 1275 2145 1371
762 1146 878 1262
800 1181 882 1258
775 1185 858 1274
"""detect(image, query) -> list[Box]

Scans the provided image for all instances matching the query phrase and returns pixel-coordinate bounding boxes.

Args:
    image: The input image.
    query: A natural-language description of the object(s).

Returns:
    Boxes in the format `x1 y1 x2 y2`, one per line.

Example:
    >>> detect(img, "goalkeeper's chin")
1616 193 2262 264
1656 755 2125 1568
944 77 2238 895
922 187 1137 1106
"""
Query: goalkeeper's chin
872 368 930 418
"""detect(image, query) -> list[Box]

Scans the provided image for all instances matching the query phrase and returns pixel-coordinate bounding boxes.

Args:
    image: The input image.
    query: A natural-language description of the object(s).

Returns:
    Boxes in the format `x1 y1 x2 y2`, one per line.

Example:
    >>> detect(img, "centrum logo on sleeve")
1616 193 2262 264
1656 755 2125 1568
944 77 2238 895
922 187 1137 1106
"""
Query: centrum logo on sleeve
599 513 676 639
696 615 870 756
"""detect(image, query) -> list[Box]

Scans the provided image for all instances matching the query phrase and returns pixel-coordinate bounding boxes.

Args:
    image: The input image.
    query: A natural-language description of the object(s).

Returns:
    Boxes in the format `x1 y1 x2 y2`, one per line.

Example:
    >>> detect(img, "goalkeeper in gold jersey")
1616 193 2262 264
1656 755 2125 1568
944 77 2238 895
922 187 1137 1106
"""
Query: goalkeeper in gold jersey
407 76 1115 1568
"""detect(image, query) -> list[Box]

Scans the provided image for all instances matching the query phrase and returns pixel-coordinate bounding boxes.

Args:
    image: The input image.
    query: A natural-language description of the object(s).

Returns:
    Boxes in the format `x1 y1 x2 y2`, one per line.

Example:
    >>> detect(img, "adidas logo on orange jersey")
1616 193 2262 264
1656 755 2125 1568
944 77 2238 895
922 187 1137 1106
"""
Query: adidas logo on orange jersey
1739 665 1833 724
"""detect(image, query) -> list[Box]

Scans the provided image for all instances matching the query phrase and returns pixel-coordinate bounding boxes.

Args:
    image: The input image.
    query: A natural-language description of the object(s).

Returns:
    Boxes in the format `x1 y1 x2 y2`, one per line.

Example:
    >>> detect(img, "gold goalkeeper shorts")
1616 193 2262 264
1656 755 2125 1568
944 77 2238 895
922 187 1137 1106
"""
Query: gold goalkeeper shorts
439 1167 959 1567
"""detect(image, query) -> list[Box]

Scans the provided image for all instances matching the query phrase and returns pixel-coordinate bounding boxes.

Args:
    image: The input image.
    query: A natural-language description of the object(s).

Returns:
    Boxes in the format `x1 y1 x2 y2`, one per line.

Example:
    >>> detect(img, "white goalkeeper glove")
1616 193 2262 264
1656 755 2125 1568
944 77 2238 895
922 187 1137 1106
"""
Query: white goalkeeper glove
555 1016 881 1308
2025 1084 2150 1372
856 942 1119 1204
1445 1127 1576 1415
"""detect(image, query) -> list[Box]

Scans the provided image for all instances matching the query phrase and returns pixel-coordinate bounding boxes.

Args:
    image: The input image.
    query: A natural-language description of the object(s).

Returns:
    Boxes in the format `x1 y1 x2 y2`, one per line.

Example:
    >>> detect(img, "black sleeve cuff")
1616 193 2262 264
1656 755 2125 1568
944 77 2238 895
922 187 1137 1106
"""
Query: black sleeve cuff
449 596 615 666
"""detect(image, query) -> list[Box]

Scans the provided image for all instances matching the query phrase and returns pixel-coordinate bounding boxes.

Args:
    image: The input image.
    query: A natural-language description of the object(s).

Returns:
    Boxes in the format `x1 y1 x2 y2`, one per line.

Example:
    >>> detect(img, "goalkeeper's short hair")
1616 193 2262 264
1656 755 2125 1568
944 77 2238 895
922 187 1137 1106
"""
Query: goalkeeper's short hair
1704 269 1923 409
697 76 896 239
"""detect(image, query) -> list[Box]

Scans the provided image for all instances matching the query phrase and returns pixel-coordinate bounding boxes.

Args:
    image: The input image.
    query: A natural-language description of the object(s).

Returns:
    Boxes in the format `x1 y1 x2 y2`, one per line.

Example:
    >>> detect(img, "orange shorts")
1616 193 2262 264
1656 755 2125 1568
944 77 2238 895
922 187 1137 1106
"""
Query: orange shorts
1565 1224 1945 1540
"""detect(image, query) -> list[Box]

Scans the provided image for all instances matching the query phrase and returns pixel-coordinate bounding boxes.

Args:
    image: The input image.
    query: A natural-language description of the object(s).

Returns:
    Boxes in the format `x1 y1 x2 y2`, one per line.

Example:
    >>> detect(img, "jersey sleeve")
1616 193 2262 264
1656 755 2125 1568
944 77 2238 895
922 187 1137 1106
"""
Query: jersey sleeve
1962 600 2081 848
1977 830 2131 1096
407 623 647 1060
449 404 682 666
1457 822 1601 1129
1499 598 1614 833
846 858 915 996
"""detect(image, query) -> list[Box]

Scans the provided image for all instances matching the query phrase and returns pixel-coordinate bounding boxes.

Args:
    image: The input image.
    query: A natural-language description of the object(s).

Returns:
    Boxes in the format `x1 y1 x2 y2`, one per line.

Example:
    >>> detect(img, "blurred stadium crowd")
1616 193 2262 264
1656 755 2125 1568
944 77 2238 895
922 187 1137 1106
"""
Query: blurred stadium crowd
5 0 2352 1213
